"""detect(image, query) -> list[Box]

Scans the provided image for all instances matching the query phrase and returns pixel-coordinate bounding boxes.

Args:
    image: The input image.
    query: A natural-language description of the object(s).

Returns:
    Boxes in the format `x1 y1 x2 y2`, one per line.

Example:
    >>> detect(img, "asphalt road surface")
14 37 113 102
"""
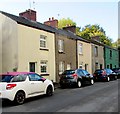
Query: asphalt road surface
2 79 119 112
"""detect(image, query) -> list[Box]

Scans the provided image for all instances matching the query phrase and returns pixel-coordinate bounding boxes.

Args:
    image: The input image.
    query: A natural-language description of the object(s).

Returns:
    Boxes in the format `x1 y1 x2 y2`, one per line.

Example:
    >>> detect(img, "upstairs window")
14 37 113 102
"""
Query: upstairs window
78 43 83 54
40 35 47 48
94 46 98 57
110 50 112 58
58 40 64 53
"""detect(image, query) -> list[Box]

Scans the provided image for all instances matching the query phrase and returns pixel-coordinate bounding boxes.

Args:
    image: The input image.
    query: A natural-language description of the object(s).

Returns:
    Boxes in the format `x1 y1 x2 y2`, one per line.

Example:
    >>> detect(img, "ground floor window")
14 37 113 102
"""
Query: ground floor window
59 61 64 74
29 62 35 72
67 64 71 70
40 61 47 73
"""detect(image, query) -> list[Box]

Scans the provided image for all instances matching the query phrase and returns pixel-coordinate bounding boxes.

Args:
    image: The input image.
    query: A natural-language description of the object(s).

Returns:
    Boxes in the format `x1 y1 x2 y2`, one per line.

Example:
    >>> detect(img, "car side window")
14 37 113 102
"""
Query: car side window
79 70 85 76
29 74 42 81
11 74 27 82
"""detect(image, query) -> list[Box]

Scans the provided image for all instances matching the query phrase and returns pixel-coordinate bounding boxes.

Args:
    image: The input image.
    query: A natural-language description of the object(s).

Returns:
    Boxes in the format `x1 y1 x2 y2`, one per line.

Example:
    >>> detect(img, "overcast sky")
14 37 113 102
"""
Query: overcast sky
0 0 119 42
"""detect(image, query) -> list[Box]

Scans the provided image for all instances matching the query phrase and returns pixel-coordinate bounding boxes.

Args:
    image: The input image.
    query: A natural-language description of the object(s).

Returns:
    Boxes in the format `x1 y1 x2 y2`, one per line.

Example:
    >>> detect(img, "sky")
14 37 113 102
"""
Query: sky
0 0 119 42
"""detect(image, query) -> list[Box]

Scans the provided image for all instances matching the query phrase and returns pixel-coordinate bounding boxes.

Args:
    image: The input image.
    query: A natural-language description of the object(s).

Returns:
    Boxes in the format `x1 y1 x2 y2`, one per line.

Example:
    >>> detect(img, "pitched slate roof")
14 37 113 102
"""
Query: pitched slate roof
0 11 56 33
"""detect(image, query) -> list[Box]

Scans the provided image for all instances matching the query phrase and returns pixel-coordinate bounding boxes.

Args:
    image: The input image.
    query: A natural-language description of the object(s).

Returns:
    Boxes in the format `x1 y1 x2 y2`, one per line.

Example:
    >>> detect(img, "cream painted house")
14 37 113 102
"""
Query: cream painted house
77 38 92 74
0 11 56 82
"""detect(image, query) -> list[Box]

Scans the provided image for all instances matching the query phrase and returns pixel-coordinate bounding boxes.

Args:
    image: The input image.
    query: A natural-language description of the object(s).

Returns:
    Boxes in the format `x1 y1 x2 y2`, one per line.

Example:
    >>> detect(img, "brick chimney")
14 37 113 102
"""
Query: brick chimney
91 36 100 42
63 25 76 34
19 9 36 21
44 17 58 28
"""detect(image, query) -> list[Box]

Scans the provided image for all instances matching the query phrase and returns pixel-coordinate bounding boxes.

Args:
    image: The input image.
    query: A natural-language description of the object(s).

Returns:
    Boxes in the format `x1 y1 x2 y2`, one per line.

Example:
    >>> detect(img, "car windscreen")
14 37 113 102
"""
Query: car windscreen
62 70 75 75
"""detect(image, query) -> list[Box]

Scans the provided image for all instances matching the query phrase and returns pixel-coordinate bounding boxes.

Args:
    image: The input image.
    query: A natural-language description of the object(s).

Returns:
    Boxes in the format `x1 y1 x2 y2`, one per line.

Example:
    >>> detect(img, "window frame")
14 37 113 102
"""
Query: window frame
40 60 48 74
58 39 64 53
40 35 47 48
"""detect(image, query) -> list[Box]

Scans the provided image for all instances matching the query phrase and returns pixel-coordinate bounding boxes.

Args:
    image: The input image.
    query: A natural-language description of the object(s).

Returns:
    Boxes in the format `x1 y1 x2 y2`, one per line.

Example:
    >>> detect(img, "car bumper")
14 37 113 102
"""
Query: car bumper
0 90 15 101
60 79 77 86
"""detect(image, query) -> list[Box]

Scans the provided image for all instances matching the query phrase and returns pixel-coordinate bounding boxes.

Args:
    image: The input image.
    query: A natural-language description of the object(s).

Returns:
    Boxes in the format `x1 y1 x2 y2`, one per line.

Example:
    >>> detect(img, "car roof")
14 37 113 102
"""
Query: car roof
0 72 35 76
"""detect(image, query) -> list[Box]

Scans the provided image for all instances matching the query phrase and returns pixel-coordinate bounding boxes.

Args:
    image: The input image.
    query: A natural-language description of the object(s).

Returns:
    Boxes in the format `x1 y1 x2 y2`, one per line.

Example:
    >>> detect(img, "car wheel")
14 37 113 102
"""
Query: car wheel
107 77 110 82
114 76 117 80
46 86 53 96
77 80 81 88
14 91 25 105
90 79 94 85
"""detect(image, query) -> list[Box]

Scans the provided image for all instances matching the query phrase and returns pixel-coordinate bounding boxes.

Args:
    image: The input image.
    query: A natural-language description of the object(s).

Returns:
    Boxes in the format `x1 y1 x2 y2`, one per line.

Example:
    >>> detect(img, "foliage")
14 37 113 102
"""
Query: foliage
58 18 113 46
112 39 120 49
78 24 112 46
58 18 76 29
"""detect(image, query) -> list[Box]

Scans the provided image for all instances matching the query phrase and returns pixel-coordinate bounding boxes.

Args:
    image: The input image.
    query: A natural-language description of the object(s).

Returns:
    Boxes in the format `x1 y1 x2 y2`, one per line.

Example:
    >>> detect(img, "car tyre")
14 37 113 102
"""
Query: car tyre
14 91 25 105
46 86 53 96
77 80 81 88
114 76 117 80
90 79 94 85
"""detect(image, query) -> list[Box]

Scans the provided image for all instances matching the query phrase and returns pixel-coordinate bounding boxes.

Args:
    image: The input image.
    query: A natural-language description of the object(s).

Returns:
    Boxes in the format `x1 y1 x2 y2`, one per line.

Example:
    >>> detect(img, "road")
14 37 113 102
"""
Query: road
2 79 119 112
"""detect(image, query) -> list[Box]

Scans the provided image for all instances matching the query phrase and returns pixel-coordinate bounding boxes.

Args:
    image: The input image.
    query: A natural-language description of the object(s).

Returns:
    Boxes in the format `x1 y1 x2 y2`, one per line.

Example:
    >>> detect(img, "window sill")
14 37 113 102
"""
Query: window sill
41 73 50 76
40 48 49 51
58 51 65 54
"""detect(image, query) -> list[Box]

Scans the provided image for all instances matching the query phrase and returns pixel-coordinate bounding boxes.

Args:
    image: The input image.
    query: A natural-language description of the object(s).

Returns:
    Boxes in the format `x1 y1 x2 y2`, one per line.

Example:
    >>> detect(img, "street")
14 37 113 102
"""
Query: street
2 79 119 112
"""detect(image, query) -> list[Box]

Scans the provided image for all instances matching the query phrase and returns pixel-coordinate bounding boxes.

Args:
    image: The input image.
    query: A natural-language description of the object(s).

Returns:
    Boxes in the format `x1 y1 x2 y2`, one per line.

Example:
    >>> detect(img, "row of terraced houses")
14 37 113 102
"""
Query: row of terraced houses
0 9 119 83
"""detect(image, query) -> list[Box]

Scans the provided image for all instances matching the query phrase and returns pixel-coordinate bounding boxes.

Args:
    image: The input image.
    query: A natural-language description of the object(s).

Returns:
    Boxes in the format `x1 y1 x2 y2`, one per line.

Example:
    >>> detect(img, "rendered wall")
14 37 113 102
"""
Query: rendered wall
0 13 18 73
17 24 56 82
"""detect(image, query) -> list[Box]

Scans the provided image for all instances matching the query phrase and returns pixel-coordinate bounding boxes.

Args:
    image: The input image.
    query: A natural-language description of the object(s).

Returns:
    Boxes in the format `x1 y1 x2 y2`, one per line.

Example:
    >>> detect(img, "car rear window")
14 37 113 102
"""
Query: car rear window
0 74 27 82
62 70 75 75
95 70 103 74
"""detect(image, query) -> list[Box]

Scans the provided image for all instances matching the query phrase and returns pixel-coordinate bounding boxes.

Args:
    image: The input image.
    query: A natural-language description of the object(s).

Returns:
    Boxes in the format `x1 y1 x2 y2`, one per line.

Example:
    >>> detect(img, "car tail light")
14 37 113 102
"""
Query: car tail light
6 84 17 90
72 73 77 79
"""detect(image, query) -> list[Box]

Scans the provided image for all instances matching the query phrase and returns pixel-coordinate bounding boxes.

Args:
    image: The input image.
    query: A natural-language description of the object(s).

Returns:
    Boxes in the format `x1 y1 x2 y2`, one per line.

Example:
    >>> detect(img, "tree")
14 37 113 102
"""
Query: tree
58 18 76 29
112 39 120 49
78 24 112 46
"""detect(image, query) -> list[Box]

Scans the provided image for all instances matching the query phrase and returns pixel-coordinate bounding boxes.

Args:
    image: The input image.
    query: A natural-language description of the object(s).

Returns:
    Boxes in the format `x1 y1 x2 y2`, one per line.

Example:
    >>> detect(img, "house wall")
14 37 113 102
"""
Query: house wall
104 47 119 69
0 13 18 73
17 24 56 82
91 44 104 73
77 40 92 74
55 34 77 83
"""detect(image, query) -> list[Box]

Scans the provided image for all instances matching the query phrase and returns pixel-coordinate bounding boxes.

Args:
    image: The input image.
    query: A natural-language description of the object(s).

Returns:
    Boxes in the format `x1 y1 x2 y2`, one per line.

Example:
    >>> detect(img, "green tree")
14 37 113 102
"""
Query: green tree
58 18 76 29
112 38 120 48
78 24 112 46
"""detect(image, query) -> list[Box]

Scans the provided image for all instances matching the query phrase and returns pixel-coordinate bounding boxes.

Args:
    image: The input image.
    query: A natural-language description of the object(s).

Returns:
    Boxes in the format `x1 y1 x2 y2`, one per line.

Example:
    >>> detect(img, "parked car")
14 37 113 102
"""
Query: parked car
105 68 118 80
93 69 110 82
0 72 54 105
112 68 120 79
59 69 94 88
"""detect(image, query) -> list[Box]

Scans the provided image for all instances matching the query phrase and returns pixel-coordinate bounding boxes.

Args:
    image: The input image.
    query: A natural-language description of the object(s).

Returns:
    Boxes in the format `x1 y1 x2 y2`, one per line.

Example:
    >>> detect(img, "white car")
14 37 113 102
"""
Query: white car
0 72 54 105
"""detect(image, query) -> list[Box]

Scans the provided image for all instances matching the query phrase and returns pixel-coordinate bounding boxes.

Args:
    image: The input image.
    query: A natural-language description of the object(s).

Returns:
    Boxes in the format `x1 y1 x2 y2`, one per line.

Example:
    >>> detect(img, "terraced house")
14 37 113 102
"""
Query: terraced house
0 10 56 82
104 46 119 69
44 19 77 83
91 39 104 73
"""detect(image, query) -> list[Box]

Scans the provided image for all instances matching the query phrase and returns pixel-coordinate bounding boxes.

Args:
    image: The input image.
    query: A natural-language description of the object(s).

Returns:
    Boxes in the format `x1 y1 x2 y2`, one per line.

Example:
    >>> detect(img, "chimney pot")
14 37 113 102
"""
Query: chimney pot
52 17 54 20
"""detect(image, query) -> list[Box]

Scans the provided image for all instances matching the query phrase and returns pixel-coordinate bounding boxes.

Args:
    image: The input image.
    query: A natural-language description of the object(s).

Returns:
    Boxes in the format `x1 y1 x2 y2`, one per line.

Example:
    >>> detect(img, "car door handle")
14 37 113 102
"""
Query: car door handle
31 83 34 84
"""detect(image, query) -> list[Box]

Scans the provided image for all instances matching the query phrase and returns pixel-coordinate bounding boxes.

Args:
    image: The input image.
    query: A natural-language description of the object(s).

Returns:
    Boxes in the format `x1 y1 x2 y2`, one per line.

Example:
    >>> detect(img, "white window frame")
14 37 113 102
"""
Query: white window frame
78 43 83 54
59 61 64 74
40 60 48 73
40 35 47 48
58 39 64 52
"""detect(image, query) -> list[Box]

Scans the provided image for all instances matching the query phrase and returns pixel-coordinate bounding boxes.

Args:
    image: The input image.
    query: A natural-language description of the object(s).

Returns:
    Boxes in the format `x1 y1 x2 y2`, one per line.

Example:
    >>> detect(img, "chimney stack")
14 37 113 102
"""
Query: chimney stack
19 9 37 21
63 25 76 34
44 17 58 28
